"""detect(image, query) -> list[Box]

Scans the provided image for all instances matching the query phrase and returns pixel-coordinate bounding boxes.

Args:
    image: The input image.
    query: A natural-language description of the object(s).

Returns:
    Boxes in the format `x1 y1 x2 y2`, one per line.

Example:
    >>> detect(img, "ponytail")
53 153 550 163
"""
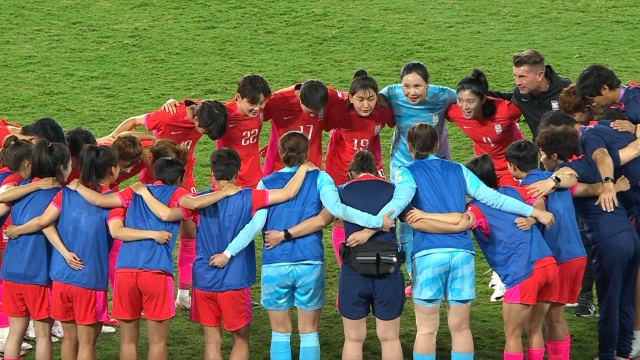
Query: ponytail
347 150 378 178
31 139 71 181
0 135 34 172
79 145 119 191
278 131 309 167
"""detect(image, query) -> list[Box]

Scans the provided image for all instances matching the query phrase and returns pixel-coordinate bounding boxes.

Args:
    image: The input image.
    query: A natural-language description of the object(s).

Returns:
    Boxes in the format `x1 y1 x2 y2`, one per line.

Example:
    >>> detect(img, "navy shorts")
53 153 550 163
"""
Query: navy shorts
337 264 405 321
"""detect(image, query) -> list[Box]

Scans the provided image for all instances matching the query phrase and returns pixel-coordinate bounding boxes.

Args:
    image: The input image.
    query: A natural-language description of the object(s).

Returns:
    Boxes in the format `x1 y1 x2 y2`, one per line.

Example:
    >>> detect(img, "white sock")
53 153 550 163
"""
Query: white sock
177 289 189 299
0 326 8 339
27 321 34 332
633 330 640 350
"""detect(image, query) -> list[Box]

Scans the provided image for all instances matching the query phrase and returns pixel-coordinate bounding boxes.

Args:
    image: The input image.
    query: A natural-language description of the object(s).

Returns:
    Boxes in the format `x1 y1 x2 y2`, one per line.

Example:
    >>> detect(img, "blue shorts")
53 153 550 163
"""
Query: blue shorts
412 250 475 306
260 263 325 311
337 265 405 321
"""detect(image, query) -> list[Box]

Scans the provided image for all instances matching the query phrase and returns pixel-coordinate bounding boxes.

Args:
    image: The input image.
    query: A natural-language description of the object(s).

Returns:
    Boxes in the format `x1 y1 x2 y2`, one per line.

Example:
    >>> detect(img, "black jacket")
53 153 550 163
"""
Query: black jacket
488 65 571 140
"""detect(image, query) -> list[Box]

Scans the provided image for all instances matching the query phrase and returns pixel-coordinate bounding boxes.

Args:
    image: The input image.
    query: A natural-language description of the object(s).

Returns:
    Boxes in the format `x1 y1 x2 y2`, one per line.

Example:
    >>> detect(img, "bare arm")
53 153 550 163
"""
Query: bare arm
107 219 172 243
407 213 474 233
130 184 184 222
263 208 334 250
265 163 315 205
117 131 157 142
179 185 241 210
591 148 617 211
69 181 123 208
0 179 60 204
5 205 60 238
574 175 630 197
42 225 83 270
109 115 146 138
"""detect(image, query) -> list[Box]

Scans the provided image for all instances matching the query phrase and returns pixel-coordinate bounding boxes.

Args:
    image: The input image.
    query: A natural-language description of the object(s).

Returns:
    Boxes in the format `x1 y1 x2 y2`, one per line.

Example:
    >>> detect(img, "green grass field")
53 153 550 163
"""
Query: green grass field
2 0 640 358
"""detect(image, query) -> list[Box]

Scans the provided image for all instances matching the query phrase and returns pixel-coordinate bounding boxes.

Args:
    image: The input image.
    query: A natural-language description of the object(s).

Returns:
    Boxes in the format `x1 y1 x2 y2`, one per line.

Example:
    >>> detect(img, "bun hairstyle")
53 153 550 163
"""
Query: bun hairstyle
0 136 34 172
347 150 378 178
151 139 189 166
407 123 439 160
457 69 497 118
348 69 379 109
278 131 309 167
79 145 119 192
30 139 71 181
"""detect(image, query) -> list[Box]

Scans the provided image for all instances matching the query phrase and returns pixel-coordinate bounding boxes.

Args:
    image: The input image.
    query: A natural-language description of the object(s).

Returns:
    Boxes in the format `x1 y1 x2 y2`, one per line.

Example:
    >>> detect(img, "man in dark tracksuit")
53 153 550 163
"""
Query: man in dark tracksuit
488 49 571 140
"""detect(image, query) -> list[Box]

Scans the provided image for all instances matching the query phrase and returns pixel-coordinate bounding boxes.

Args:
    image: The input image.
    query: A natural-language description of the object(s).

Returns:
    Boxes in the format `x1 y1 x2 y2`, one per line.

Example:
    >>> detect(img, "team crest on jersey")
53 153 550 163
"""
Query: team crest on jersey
432 114 439 125
259 113 264 123
374 125 381 135
551 100 559 111
318 109 324 120
494 124 502 134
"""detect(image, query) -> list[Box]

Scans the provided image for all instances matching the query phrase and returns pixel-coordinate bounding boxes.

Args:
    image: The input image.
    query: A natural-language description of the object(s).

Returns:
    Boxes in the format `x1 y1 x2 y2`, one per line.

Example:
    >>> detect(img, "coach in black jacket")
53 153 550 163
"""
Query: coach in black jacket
489 50 571 140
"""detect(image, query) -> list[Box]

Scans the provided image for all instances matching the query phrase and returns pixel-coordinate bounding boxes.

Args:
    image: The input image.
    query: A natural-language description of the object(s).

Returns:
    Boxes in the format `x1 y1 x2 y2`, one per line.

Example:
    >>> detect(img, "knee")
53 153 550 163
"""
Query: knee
376 328 398 343
448 315 470 334
345 329 366 344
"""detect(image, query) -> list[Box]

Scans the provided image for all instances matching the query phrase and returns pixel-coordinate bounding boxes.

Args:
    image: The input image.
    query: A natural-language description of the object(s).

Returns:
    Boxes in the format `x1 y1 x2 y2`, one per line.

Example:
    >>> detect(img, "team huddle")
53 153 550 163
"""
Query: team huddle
0 49 637 360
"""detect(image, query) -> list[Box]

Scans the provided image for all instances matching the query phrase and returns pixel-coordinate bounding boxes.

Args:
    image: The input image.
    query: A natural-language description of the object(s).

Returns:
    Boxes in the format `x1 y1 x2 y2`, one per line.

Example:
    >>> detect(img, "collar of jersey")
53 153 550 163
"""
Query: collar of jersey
281 166 299 173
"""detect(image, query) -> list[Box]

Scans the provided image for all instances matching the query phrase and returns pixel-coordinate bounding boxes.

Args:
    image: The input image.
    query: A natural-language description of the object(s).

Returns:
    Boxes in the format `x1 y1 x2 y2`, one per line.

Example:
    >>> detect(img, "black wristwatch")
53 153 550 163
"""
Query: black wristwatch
602 177 614 184
550 175 561 190
283 229 292 240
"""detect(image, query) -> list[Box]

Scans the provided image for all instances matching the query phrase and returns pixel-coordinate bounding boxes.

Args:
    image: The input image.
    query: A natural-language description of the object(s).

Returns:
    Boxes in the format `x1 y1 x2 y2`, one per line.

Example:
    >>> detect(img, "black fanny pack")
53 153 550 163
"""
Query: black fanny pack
339 241 405 276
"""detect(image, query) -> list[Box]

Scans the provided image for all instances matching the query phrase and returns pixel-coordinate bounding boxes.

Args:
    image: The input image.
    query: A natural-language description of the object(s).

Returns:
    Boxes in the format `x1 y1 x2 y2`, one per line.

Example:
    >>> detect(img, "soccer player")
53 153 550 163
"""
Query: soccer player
3 145 168 360
368 123 554 360
107 99 228 309
323 70 394 265
530 125 640 360
378 60 457 292
447 69 524 187
506 141 587 359
575 64 640 122
262 79 347 175
0 117 66 145
0 140 72 360
64 126 97 184
228 131 395 360
462 154 557 360
161 74 273 188
488 50 571 140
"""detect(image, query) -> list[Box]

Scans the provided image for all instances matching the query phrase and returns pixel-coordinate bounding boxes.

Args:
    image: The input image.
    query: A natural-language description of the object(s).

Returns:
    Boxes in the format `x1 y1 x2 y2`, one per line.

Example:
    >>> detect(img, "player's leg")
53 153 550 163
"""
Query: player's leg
502 302 530 359
372 270 404 360
221 288 252 360
342 317 366 360
176 219 196 310
203 325 223 360
391 161 413 296
192 288 223 360
615 235 640 359
112 272 143 360
146 319 171 360
413 303 440 358
375 317 402 360
229 324 250 360
119 319 140 360
141 272 174 360
33 318 54 360
445 252 475 359
106 240 122 327
262 264 294 360
4 316 28 359
294 264 325 360
331 219 345 267
338 268 372 359
76 323 101 360
60 321 78 360
526 303 550 360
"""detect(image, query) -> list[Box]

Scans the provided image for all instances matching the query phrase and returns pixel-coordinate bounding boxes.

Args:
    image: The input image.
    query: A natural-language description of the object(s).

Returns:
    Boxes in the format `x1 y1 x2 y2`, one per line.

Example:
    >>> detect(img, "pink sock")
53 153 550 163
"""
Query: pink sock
5 357 21 360
545 339 567 360
565 334 571 359
0 262 8 328
526 347 544 360
108 241 122 291
503 351 523 360
331 226 345 267
178 238 196 289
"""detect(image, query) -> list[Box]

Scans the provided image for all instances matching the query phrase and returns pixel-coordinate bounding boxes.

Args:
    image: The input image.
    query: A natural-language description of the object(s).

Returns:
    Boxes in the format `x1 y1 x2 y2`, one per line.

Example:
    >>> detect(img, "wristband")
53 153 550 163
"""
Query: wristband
283 229 292 240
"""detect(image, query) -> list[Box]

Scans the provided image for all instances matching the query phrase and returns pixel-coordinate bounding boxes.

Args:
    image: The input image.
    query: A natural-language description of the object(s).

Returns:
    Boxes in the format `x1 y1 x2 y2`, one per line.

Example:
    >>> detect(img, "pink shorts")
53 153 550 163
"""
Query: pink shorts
504 257 558 305
555 257 587 304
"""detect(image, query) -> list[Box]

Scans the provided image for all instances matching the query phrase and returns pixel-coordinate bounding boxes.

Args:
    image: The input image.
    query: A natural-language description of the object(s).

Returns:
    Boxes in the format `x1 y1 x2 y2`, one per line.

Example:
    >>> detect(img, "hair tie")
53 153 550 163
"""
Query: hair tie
47 142 52 148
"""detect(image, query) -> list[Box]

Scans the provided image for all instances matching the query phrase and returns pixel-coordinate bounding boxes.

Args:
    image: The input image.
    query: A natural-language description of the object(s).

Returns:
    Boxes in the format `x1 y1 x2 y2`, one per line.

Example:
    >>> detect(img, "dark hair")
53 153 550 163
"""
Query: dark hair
596 109 627 121
21 117 66 145
464 154 498 189
535 126 580 162
457 69 497 118
237 74 272 104
153 157 185 186
65 126 96 159
407 123 438 159
505 140 539 173
279 131 309 167
79 145 119 192
0 136 34 172
400 61 429 83
347 150 378 178
512 50 545 70
539 111 576 130
151 139 189 166
299 80 328 110
210 148 241 182
112 135 143 167
558 84 590 115
31 139 71 181
350 69 379 96
575 64 622 100
191 100 228 141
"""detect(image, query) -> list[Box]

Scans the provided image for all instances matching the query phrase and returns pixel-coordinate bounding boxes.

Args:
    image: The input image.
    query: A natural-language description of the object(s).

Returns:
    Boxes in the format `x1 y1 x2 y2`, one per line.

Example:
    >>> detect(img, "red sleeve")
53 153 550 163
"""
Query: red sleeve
381 107 395 128
513 186 544 205
117 187 134 208
1 173 24 187
250 189 269 215
169 187 195 220
49 190 63 210
323 101 347 131
466 203 490 236
144 105 173 131
507 101 522 123
107 208 127 224
569 183 579 197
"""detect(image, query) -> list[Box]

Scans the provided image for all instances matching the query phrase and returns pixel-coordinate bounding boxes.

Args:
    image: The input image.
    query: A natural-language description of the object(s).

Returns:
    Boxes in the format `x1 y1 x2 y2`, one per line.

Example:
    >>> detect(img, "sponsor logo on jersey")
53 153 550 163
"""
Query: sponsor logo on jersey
432 114 439 125
374 125 381 136
495 124 502 134
551 100 559 111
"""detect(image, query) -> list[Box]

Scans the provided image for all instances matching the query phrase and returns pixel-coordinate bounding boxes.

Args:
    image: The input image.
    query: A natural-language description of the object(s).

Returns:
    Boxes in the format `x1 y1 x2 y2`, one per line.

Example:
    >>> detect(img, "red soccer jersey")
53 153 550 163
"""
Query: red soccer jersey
0 168 24 247
144 100 202 155
96 139 154 191
262 85 347 175
50 184 122 222
216 101 265 188
0 120 20 146
447 98 523 186
324 103 394 186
